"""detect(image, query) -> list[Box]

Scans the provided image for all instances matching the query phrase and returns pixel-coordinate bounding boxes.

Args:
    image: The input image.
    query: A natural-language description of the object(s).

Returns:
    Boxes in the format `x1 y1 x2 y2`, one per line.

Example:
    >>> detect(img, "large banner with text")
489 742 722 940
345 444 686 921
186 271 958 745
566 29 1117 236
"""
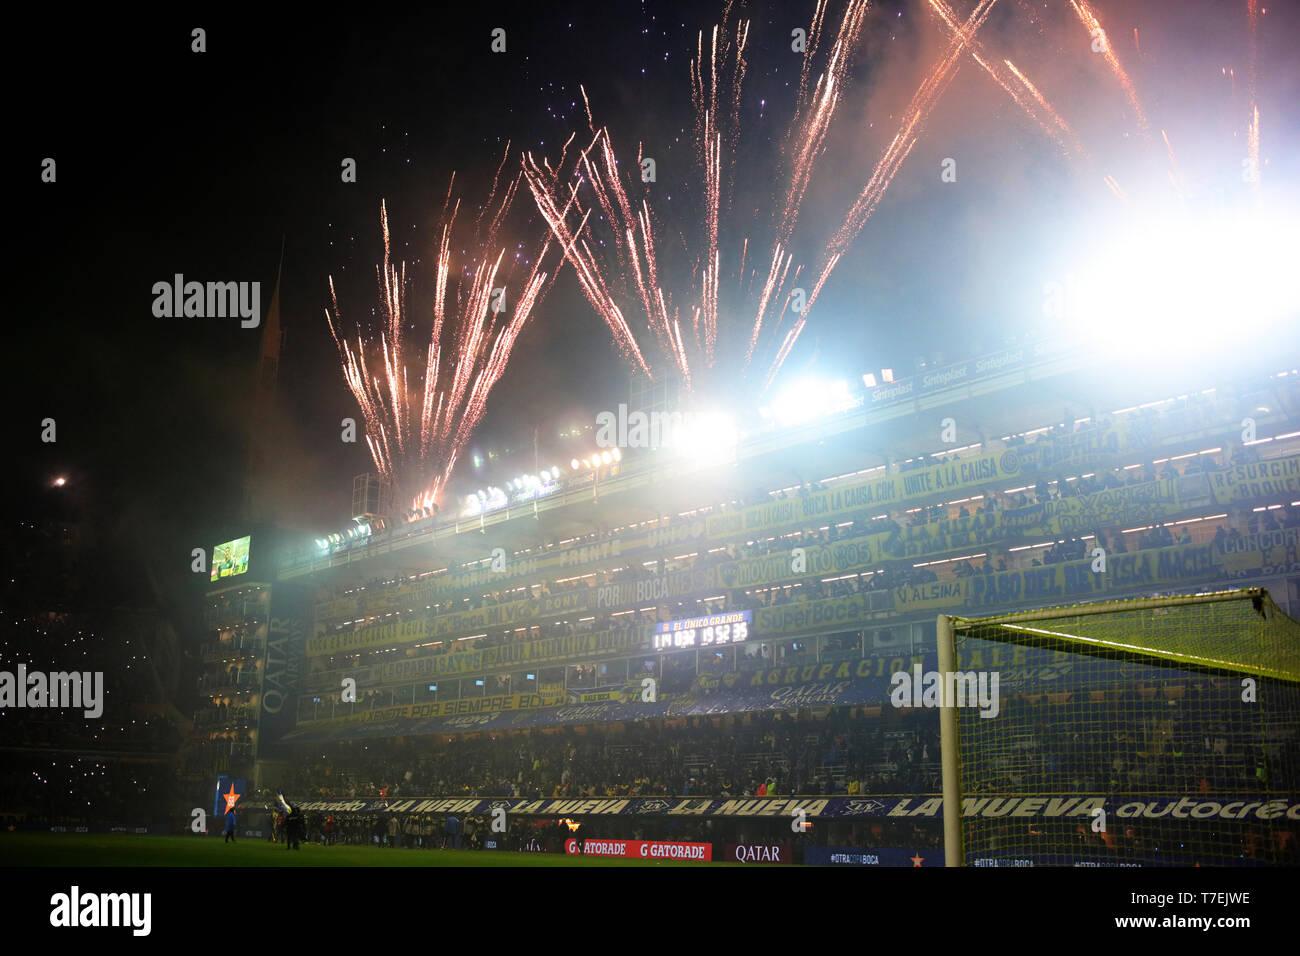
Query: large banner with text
292 793 1300 823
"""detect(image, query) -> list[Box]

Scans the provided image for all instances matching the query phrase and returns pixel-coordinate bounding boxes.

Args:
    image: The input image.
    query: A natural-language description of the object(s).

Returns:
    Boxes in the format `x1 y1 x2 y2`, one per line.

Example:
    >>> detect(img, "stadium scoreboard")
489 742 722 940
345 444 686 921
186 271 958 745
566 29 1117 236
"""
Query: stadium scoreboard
653 610 752 650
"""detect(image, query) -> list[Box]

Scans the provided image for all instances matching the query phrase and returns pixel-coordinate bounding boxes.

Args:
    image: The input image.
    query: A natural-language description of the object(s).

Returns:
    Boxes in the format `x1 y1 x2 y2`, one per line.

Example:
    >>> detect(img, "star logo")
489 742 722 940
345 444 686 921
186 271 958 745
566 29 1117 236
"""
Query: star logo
844 799 885 815
911 852 925 867
222 782 241 813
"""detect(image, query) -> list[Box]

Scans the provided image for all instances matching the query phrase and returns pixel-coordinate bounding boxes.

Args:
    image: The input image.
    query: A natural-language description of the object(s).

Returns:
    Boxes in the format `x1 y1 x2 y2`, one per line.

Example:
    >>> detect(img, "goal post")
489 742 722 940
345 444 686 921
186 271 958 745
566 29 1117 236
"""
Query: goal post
938 587 1300 867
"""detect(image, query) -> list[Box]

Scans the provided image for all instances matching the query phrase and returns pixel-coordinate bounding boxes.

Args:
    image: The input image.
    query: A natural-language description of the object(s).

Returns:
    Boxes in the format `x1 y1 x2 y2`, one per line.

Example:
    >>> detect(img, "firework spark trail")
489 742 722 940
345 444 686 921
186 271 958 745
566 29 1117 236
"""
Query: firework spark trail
801 0 999 362
1161 129 1187 203
1247 0 1258 96
927 0 1080 159
1246 1 1261 192
1102 174 1128 202
523 133 655 377
327 164 559 512
1069 0 1148 133
778 0 871 244
523 142 651 376
795 0 831 110
523 3 872 398
773 0 997 393
1002 59 1080 152
1247 104 1261 191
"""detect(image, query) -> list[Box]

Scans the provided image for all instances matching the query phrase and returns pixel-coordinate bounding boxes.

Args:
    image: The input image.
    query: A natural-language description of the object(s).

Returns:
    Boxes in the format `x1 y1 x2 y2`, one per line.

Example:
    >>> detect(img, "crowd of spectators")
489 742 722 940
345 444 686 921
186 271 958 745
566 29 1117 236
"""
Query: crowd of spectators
284 708 943 804
281 669 1296 815
1 612 183 754
0 754 178 827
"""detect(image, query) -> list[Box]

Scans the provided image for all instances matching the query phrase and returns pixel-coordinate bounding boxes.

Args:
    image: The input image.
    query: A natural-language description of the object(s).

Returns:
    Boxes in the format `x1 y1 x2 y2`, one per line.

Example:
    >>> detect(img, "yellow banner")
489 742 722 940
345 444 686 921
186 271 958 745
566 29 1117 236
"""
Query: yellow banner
905 539 1242 614
1208 455 1300 504
574 688 633 703
754 593 883 638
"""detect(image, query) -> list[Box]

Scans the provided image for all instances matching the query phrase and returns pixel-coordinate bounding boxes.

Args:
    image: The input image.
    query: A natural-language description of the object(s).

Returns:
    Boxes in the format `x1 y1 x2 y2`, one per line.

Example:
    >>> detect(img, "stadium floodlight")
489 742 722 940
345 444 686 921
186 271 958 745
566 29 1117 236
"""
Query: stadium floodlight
670 407 739 458
881 369 893 382
761 378 856 427
600 451 612 465
1067 206 1295 359
862 373 877 388
571 458 580 470
611 447 622 461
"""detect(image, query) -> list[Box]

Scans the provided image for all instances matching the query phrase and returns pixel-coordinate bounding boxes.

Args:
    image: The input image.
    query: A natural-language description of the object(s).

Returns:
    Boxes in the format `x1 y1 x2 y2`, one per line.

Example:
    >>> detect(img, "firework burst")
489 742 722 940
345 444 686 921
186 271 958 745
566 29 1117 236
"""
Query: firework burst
523 0 870 402
327 151 559 514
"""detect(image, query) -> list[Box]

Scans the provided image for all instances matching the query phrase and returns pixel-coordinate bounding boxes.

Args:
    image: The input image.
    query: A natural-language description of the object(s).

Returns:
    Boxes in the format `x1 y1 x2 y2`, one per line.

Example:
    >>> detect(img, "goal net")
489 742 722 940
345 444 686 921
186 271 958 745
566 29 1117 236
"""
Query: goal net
938 588 1300 866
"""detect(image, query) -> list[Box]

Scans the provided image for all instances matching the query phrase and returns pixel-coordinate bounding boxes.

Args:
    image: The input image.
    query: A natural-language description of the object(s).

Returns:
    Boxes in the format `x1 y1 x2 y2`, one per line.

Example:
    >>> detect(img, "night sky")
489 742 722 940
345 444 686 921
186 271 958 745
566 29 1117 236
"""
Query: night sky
11 1 1298 608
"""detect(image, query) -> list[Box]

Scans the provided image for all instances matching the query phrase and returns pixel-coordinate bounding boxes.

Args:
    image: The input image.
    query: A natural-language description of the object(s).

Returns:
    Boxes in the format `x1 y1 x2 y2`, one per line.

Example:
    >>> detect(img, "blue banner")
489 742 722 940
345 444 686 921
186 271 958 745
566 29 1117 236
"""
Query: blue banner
263 581 307 743
804 846 933 866
290 793 1300 823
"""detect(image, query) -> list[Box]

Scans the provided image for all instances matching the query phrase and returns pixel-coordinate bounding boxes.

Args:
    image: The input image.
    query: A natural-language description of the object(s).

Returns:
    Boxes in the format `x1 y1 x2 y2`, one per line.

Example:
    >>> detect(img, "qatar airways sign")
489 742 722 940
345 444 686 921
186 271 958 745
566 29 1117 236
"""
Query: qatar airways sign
724 843 790 864
565 838 712 861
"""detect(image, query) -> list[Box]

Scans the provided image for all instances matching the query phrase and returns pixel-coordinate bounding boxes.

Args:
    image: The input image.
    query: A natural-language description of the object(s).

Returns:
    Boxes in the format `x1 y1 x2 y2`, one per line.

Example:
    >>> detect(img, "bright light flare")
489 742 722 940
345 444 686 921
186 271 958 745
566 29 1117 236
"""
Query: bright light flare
668 408 739 460
760 378 856 427
1069 209 1297 357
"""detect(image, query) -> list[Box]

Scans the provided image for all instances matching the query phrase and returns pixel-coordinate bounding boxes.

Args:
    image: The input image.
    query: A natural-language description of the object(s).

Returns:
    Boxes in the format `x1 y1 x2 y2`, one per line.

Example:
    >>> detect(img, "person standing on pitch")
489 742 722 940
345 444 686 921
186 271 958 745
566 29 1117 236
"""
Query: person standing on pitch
276 789 303 851
224 806 238 844
288 806 304 850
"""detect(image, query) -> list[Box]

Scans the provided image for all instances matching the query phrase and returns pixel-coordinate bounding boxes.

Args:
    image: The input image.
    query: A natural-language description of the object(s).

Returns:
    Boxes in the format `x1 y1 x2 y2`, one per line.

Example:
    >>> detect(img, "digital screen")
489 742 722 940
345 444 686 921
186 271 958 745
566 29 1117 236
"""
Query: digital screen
211 535 251 582
653 610 752 651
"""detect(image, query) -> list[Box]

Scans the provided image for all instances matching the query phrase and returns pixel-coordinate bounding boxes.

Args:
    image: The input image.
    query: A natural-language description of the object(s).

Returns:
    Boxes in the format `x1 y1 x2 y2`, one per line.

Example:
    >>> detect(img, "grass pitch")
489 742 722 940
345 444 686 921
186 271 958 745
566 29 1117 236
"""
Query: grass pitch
0 833 735 867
